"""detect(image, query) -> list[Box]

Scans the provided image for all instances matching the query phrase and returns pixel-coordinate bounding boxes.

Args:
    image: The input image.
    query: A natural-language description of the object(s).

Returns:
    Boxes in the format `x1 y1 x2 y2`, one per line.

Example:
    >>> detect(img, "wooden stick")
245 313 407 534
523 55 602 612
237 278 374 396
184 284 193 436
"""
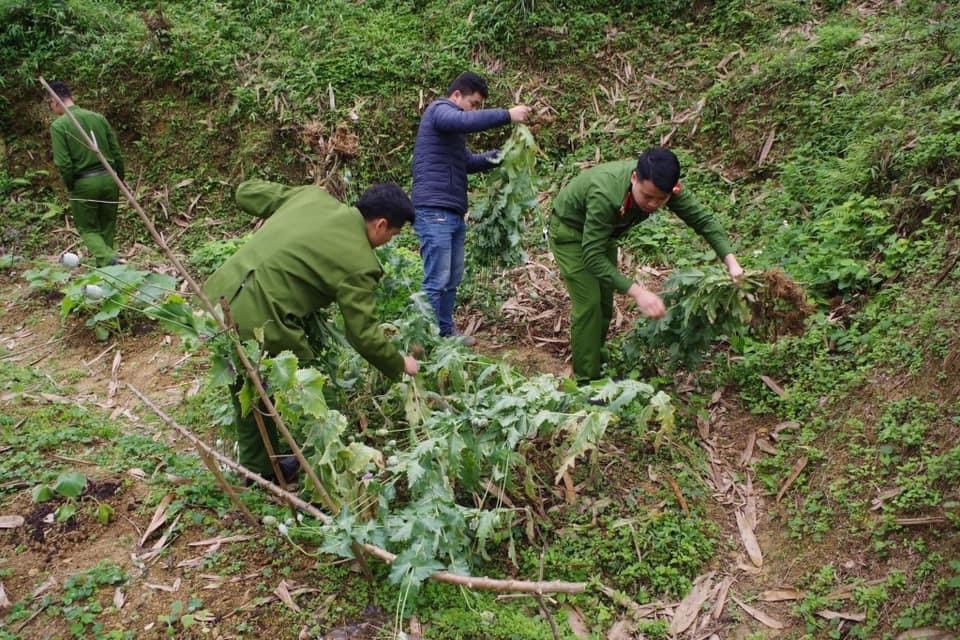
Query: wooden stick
251 407 287 492
195 445 258 527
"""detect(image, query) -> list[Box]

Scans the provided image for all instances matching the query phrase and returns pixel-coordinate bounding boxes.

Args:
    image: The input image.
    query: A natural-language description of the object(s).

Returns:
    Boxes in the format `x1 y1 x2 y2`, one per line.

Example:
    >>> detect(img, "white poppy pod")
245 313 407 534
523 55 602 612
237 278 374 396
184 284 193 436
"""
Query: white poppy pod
82 284 105 300
60 252 81 268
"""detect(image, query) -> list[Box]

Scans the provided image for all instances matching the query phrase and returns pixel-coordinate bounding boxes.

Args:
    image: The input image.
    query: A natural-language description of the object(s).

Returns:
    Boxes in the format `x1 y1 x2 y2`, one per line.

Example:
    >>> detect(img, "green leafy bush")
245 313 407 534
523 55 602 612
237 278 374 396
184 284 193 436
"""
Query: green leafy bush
469 125 541 270
614 265 762 370
56 264 205 341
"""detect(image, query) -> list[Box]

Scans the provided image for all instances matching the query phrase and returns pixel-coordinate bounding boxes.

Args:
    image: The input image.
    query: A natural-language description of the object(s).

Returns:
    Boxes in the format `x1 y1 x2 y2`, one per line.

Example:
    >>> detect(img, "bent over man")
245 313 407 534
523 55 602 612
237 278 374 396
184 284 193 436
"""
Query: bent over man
203 179 420 482
549 147 744 383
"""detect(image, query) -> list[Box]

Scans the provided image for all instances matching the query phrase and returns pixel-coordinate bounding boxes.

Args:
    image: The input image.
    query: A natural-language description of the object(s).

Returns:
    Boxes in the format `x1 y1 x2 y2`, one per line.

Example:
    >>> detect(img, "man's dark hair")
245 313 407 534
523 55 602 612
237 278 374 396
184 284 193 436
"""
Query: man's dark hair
636 147 681 193
48 80 72 100
446 72 489 99
357 183 415 228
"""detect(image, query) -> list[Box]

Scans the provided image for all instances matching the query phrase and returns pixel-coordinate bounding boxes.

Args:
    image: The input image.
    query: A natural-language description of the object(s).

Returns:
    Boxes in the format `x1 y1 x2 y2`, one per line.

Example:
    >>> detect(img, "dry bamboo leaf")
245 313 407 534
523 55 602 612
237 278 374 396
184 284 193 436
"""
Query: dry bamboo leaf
127 468 148 480
606 619 634 640
0 582 10 610
566 607 590 638
771 421 800 438
895 516 947 526
139 492 174 547
709 389 723 406
739 431 756 467
755 437 778 455
138 512 182 564
870 487 903 511
643 74 677 90
736 560 764 575
176 554 210 569
274 580 300 612
145 578 181 593
696 414 710 439
186 193 202 217
0 515 24 529
716 48 743 72
113 587 126 609
895 628 955 639
744 477 759 530
188 534 255 547
107 350 122 401
757 127 777 166
730 594 787 629
776 456 809 504
39 392 72 404
759 375 787 397
409 614 423 640
826 577 886 602
710 576 735 620
736 510 763 567
483 480 515 508
32 576 57 599
663 474 689 515
561 470 577 504
817 609 866 622
151 512 182 551
760 588 804 602
669 572 715 635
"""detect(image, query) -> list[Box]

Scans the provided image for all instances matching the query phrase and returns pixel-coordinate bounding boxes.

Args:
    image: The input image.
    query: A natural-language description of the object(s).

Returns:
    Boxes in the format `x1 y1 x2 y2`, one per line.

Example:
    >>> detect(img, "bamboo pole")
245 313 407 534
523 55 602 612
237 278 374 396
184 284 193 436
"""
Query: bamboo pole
195 446 258 527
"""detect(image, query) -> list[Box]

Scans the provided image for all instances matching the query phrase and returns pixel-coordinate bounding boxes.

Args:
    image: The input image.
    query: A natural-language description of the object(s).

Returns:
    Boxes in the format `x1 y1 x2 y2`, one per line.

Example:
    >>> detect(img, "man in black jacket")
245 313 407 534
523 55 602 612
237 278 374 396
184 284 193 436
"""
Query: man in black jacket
410 72 529 343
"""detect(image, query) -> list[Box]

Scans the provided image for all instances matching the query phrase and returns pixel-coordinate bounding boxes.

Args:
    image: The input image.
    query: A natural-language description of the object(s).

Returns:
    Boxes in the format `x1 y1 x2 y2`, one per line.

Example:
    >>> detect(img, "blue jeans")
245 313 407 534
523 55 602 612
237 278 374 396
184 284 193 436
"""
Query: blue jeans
414 207 466 336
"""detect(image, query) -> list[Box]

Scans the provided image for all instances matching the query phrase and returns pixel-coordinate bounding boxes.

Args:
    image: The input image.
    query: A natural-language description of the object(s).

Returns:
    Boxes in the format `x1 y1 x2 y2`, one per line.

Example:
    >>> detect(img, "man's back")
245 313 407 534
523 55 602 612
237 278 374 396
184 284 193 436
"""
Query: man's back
51 106 123 179
204 184 380 327
411 98 508 214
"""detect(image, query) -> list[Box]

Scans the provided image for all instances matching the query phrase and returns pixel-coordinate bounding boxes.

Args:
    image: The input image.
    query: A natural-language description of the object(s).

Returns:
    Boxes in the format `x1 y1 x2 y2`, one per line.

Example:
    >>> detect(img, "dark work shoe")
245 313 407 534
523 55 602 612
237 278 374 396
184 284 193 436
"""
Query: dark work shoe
277 456 301 483
244 457 301 487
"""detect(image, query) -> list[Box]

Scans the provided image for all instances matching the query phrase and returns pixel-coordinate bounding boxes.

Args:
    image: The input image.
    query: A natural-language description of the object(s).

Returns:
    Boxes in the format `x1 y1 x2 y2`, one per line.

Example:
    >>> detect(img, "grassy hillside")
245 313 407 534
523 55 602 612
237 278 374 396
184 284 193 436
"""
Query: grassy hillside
1 1 959 638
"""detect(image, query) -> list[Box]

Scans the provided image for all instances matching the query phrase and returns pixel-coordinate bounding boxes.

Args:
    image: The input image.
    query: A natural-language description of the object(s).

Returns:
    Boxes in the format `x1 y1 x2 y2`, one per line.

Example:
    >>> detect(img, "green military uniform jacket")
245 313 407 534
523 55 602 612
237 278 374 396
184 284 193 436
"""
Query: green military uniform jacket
551 160 734 293
51 106 124 190
203 180 405 379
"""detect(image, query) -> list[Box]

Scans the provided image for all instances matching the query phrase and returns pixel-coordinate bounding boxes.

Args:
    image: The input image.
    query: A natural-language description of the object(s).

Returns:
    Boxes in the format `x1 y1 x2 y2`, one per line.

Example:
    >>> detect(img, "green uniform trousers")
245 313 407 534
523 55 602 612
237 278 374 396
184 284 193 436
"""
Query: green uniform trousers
71 174 119 266
549 216 616 382
230 378 288 476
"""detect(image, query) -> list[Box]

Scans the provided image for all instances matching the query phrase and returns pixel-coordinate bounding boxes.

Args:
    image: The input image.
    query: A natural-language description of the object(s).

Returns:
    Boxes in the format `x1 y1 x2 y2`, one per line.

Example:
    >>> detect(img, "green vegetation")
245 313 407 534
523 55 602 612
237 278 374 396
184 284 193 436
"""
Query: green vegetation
1 0 959 637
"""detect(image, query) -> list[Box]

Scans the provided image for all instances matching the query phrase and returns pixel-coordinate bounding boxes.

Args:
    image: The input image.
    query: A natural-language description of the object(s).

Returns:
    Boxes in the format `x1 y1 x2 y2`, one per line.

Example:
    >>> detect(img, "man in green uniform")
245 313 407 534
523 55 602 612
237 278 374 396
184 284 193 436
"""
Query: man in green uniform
203 179 420 482
549 147 744 382
48 81 125 266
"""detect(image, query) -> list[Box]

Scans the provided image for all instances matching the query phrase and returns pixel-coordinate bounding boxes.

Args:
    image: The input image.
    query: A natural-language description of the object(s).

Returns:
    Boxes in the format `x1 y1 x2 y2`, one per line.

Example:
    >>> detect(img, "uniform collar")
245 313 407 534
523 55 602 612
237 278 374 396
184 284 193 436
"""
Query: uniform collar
619 187 636 217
